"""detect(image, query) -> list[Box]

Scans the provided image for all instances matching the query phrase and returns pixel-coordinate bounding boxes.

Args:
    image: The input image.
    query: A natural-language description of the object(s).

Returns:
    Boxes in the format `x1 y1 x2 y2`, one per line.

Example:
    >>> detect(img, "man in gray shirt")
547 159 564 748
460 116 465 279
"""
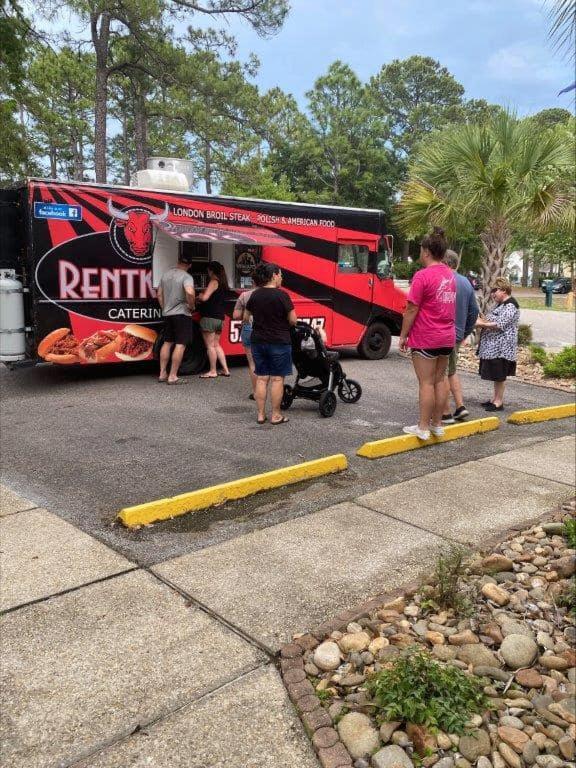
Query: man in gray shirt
442 250 479 422
157 255 196 384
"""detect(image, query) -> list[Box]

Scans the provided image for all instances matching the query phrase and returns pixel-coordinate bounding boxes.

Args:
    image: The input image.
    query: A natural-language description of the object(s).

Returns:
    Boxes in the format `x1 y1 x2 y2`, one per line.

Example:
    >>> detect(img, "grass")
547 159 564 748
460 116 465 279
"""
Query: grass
517 297 575 312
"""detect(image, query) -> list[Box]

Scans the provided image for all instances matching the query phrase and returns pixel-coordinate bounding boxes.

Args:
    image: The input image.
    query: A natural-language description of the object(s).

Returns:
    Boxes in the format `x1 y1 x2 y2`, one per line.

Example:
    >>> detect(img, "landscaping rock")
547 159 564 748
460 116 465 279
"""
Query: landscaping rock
498 742 522 768
522 740 540 765
314 641 341 671
540 655 570 672
495 615 534 638
449 630 479 645
474 665 510 682
481 554 515 574
457 644 500 668
558 736 575 761
477 758 492 768
515 668 544 688
340 633 371 654
458 729 491 761
549 698 576 724
500 634 538 669
434 758 455 768
535 756 563 768
497 726 529 753
337 712 380 759
379 722 402 743
371 745 415 768
481 584 511 606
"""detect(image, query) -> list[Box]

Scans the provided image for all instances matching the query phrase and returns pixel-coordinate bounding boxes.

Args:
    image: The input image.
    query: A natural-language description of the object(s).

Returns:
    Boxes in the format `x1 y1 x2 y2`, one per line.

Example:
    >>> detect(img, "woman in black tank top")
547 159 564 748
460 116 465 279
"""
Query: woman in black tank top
197 261 230 378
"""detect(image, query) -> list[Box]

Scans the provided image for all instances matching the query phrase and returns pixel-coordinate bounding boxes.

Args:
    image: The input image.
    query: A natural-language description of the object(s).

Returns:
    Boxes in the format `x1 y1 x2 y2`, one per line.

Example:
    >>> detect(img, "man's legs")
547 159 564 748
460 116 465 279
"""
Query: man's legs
255 375 269 422
411 355 437 431
159 341 173 382
269 376 285 423
449 373 465 409
168 343 185 382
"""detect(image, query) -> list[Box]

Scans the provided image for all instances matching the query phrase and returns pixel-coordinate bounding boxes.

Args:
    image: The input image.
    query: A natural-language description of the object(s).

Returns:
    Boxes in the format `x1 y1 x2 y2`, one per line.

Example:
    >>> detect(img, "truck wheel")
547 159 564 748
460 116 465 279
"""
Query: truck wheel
153 324 208 375
357 321 392 360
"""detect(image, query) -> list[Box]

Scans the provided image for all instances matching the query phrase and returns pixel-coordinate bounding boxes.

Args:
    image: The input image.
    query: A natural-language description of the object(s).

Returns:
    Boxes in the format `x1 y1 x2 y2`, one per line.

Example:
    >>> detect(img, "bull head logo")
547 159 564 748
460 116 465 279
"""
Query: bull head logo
107 200 169 258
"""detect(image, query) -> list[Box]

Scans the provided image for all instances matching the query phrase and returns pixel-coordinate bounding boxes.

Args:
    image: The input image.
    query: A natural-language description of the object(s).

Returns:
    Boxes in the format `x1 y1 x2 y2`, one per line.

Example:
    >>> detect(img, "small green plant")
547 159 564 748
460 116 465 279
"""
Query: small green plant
543 346 576 379
518 324 533 347
429 544 474 616
557 581 576 618
563 516 576 549
366 649 488 734
316 688 334 703
529 344 548 365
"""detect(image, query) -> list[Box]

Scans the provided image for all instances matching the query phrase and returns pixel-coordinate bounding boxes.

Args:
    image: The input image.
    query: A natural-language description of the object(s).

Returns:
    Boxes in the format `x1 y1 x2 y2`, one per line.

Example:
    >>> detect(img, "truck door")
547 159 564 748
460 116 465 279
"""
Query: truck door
332 235 377 345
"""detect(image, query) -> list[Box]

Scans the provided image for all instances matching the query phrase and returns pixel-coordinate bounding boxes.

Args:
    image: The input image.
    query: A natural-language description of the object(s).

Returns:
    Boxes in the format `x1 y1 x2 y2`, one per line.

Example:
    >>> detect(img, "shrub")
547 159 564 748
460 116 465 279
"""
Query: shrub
393 261 419 280
543 346 576 379
563 516 576 549
425 544 474 616
366 649 488 734
518 324 533 347
529 344 548 365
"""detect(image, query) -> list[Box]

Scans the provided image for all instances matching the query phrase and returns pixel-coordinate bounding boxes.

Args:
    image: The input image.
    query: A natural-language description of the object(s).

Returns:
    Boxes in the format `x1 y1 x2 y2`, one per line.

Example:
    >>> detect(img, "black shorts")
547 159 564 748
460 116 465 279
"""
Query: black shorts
411 347 453 359
163 314 194 346
479 358 517 382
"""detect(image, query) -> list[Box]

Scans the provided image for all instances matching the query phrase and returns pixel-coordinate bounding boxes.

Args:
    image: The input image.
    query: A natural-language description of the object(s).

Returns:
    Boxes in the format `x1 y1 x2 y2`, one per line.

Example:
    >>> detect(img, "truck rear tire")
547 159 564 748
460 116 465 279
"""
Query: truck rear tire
153 324 207 375
357 321 392 360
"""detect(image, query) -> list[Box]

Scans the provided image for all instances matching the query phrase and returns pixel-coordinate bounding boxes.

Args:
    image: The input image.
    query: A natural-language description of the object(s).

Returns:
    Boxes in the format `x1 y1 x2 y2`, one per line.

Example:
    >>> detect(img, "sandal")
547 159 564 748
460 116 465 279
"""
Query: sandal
199 373 218 379
218 372 231 377
271 416 289 426
257 417 267 425
167 379 187 385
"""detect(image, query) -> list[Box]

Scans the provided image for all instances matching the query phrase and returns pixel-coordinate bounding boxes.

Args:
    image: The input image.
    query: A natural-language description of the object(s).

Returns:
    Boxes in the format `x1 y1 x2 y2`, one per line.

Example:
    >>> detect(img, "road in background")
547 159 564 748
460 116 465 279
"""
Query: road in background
519 308 576 350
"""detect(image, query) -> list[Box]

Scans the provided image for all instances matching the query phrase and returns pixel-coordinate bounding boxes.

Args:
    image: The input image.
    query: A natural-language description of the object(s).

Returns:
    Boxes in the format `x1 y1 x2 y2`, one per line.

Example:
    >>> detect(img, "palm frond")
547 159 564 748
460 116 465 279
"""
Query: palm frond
547 0 576 61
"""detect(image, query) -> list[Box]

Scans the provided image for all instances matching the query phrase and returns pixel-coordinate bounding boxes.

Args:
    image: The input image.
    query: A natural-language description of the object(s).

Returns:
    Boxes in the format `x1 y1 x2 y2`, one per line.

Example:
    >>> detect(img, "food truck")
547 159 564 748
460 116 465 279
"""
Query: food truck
0 175 407 373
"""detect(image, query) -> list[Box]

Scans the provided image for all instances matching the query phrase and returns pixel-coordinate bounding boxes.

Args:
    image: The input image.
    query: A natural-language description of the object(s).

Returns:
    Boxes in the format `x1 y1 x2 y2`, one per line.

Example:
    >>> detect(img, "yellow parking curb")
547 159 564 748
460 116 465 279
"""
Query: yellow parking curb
507 402 576 424
356 417 500 459
118 454 348 528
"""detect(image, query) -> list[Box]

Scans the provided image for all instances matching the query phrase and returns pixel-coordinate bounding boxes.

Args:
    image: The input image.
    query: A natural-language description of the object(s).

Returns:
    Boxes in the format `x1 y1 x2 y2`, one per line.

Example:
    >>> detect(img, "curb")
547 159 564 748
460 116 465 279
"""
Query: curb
507 402 576 424
118 454 348 528
356 417 500 459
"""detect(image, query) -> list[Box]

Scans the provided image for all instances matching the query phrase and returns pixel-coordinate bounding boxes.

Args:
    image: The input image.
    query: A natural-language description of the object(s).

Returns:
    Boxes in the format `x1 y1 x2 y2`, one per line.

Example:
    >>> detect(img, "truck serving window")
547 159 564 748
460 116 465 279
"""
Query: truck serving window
338 244 369 274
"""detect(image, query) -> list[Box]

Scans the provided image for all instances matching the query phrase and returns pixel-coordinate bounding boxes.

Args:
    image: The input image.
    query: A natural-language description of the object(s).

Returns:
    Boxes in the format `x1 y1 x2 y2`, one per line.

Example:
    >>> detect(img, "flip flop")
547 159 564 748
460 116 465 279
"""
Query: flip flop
167 379 187 385
158 378 168 383
199 374 218 379
271 417 289 426
257 417 267 425
218 372 231 377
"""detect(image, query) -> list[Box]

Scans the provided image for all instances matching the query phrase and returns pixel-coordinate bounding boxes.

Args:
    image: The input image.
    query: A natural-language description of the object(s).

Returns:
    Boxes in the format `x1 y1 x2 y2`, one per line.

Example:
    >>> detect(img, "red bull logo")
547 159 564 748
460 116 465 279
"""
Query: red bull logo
107 199 169 263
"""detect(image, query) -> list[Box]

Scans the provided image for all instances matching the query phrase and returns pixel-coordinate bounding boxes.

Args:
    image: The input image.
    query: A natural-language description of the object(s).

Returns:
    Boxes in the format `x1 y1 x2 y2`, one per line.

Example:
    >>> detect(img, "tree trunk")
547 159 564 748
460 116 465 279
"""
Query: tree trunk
479 219 510 311
91 12 111 183
521 250 529 287
122 113 131 185
531 260 541 289
204 141 212 194
402 240 410 261
49 146 57 179
134 91 148 171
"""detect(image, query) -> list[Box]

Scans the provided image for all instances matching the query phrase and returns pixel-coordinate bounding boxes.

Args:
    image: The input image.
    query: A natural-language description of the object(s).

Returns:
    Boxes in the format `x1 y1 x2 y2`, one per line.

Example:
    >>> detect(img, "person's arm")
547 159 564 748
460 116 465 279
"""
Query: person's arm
464 291 479 338
282 290 297 326
184 284 195 311
197 278 217 302
233 294 246 321
157 286 164 310
287 309 297 326
399 302 418 352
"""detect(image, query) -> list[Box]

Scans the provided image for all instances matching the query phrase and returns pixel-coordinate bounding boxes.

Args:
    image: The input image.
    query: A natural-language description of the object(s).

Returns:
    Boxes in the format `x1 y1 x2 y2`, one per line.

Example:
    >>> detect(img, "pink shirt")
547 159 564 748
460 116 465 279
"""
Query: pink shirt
407 263 456 349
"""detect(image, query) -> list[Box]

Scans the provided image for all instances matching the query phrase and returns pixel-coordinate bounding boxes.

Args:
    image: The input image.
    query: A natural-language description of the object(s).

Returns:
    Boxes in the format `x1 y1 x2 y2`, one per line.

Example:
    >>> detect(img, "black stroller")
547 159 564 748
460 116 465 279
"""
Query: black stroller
281 322 362 417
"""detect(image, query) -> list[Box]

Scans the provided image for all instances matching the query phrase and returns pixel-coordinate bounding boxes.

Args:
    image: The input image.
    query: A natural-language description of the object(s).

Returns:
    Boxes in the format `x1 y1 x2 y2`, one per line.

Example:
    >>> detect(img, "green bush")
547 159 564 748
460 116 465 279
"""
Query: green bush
366 649 488 734
529 344 548 365
563 517 576 549
393 261 419 280
543 345 576 379
518 324 533 347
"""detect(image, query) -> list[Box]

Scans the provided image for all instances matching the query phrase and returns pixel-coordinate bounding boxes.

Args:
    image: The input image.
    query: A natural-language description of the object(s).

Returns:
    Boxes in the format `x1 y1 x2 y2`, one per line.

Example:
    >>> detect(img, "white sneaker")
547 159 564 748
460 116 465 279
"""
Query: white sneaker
403 425 431 441
429 424 445 437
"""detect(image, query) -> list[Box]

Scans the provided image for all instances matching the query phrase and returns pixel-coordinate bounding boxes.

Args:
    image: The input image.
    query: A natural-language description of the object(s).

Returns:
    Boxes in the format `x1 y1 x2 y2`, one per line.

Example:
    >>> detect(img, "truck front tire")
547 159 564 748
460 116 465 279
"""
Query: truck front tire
357 321 392 360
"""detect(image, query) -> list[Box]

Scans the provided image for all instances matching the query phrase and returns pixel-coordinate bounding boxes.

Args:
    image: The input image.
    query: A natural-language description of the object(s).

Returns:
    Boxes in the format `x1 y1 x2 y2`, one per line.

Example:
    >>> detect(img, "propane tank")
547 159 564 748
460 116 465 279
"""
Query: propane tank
0 269 26 361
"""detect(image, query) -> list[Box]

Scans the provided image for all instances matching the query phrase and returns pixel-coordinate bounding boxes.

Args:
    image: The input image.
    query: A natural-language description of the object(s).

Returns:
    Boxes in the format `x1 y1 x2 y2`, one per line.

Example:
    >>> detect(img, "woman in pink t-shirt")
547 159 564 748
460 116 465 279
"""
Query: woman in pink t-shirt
399 228 456 441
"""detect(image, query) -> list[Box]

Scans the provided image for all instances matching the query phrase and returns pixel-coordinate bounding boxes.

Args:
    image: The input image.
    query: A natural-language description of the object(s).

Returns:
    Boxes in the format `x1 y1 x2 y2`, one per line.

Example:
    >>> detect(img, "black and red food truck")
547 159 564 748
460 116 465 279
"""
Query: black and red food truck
0 179 407 372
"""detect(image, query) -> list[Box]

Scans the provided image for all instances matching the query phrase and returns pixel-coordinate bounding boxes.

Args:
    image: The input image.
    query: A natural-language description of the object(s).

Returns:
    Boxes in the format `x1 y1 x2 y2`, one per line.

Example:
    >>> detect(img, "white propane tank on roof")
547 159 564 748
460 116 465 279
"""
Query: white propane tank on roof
0 269 26 361
130 157 194 192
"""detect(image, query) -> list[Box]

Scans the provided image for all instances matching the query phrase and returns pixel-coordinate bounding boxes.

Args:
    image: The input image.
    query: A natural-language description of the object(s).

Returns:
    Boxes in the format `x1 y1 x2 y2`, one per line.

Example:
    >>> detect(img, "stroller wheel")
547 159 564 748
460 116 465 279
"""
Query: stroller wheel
319 390 337 418
337 378 362 404
281 384 294 410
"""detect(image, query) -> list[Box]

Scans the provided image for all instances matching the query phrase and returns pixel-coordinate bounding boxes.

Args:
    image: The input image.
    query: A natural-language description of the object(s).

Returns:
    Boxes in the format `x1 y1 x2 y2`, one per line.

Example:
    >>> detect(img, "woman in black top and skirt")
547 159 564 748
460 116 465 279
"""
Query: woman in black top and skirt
197 261 230 379
245 263 297 425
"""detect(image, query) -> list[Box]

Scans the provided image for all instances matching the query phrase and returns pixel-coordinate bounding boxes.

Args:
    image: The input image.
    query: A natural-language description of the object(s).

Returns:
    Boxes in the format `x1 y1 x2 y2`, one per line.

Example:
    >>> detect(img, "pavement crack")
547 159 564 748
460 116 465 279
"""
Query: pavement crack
145 566 277 659
60 662 271 768
353 499 467 546
479 461 575 487
0 567 139 616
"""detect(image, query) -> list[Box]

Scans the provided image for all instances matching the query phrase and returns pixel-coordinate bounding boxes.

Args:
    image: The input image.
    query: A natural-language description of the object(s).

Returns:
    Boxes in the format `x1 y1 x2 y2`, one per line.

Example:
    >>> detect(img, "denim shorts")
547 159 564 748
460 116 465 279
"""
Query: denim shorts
240 324 252 348
251 343 293 377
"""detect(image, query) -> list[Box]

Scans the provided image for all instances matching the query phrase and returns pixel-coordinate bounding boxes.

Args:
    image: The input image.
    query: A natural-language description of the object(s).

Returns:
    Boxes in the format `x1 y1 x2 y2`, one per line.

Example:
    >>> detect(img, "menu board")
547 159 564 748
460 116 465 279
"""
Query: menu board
234 245 261 288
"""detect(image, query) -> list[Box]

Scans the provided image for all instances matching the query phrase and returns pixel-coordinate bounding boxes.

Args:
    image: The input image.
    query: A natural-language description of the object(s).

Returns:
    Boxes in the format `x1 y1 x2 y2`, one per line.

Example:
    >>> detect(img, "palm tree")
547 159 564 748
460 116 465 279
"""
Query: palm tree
396 111 574 307
548 0 575 62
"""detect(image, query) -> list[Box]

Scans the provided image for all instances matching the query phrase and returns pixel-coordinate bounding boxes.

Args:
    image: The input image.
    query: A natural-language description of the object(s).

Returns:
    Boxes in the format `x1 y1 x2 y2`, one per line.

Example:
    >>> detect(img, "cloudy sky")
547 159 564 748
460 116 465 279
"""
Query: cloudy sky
206 0 574 115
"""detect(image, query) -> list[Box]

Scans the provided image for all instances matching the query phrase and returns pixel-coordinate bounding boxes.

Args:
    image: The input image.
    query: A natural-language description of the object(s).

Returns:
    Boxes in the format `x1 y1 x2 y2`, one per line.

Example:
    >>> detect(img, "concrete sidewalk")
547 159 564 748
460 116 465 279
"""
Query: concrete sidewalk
1 435 574 767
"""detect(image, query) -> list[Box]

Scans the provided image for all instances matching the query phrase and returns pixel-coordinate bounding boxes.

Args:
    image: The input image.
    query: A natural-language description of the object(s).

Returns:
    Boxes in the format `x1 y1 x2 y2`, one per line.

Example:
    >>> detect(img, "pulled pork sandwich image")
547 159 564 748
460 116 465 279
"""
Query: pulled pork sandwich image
37 328 80 364
115 325 157 361
78 329 120 363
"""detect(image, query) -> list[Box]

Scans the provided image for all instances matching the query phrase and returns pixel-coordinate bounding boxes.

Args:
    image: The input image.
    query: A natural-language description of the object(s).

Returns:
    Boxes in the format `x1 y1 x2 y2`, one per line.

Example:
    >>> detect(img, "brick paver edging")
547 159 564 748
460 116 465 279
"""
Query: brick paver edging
277 499 573 768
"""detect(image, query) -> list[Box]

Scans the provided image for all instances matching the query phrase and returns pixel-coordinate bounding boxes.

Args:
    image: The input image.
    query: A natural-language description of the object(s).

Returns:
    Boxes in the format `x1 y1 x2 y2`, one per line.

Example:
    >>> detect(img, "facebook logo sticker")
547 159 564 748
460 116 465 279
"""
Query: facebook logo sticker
34 202 83 221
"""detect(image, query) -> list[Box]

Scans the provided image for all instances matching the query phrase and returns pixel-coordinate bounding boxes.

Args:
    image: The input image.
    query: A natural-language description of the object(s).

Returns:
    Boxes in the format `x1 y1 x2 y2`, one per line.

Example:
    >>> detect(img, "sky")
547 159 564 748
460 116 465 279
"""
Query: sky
192 0 575 116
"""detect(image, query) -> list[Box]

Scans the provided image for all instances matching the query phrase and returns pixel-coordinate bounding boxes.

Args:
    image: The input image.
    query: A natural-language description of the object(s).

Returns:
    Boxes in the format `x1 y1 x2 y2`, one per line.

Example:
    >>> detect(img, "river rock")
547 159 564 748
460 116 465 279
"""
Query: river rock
426 631 446 645
482 583 511 606
371 745 415 768
457 643 500 667
433 645 457 661
459 729 491 761
437 732 453 750
435 758 455 768
474 666 510 682
515 668 544 688
558 735 575 761
340 632 371 653
549 698 576 724
379 721 402 743
535 756 563 768
477 758 492 768
314 641 341 670
553 556 575 578
497 726 529 753
495 615 534 638
449 630 479 645
522 740 540 765
542 522 564 535
500 634 538 669
369 637 390 655
481 554 515 573
337 712 380 759
391 731 410 747
540 655 570 672
498 742 522 768
499 716 525 730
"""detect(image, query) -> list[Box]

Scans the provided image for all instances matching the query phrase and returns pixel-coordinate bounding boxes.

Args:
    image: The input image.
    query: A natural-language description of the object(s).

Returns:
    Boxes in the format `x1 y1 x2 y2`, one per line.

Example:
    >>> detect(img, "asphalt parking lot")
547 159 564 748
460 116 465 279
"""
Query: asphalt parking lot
1 345 574 565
